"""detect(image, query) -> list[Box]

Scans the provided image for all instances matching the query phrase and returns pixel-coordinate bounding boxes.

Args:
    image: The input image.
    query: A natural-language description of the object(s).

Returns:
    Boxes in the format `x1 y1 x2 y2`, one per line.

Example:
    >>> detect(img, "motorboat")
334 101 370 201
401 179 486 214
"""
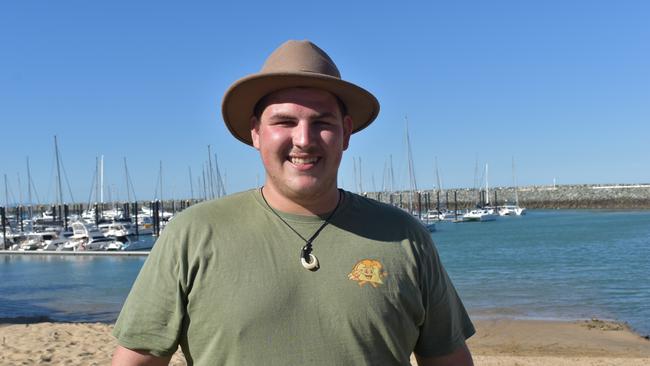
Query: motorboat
59 221 123 251
103 222 138 239
498 205 527 216
121 238 154 251
462 209 498 222
425 210 446 221
19 231 60 251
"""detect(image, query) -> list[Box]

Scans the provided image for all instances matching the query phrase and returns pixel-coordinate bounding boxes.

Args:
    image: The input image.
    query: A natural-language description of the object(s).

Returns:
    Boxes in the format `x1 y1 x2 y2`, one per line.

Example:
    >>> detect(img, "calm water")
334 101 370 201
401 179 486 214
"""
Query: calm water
436 210 650 336
1 210 649 335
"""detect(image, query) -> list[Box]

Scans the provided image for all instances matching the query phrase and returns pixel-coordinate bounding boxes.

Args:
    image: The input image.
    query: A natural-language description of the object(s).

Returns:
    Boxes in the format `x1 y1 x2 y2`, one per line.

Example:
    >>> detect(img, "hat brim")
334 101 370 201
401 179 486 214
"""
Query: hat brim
221 72 380 146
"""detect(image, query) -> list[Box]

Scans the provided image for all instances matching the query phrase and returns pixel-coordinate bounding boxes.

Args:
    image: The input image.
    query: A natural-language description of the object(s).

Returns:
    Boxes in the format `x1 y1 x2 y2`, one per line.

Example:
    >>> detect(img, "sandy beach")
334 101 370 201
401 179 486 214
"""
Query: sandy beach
1 318 648 365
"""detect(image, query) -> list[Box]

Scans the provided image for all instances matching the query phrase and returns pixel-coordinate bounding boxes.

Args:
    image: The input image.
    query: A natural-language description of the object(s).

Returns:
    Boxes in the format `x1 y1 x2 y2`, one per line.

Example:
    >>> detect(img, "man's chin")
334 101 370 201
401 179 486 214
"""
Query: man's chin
285 181 336 199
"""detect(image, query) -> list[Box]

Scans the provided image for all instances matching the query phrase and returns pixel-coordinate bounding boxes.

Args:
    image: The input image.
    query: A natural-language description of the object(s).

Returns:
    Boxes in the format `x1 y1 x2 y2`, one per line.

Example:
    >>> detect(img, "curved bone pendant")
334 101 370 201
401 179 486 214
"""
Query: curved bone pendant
300 254 319 271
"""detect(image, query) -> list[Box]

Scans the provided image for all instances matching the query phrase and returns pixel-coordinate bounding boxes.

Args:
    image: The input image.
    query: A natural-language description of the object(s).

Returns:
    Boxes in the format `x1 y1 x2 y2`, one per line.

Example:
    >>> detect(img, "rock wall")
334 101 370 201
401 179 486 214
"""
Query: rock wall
365 184 650 210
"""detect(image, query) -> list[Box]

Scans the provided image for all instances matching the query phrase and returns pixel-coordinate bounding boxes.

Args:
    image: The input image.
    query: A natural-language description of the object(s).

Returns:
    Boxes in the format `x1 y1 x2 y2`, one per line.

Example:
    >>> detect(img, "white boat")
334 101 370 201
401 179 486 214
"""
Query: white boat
462 208 498 222
425 210 446 221
463 163 499 222
85 236 124 251
498 204 527 216
498 157 527 216
18 231 61 251
41 237 70 251
120 239 153 251
104 222 138 237
59 221 123 251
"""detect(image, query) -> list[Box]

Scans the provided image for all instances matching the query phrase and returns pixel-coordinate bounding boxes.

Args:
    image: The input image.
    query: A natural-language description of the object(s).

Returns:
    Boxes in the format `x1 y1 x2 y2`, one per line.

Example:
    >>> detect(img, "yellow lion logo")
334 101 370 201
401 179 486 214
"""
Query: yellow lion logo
347 259 387 288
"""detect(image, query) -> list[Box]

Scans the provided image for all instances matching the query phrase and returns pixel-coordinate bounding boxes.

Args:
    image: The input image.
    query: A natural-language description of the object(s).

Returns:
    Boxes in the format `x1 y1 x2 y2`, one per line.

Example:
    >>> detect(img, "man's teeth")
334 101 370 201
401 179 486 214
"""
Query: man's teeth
291 157 318 164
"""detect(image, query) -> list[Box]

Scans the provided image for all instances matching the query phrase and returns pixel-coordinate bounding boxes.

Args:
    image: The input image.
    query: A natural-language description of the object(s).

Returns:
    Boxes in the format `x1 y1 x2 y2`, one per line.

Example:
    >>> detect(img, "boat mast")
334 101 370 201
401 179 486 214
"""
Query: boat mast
17 173 22 208
405 116 418 214
26 157 33 225
512 156 519 206
159 160 163 205
100 155 104 205
207 146 215 199
188 166 194 201
94 156 99 205
435 156 443 196
123 157 131 203
54 136 64 207
390 154 395 194
201 165 207 201
3 174 8 209
485 163 490 206
214 153 225 197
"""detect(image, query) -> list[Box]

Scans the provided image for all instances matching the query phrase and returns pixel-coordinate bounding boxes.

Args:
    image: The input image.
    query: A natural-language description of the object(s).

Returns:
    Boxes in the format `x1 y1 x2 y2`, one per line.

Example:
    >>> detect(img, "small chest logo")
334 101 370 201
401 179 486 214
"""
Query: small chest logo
347 259 388 288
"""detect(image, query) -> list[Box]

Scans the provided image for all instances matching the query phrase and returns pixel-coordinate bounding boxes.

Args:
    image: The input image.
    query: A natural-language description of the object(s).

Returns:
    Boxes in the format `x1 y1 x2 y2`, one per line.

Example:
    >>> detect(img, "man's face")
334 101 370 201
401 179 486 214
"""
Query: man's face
251 88 352 202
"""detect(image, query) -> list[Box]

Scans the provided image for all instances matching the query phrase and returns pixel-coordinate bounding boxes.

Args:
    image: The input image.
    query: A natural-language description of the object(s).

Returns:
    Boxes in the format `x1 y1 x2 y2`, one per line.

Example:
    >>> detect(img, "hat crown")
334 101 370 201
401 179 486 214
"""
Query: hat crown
260 40 341 79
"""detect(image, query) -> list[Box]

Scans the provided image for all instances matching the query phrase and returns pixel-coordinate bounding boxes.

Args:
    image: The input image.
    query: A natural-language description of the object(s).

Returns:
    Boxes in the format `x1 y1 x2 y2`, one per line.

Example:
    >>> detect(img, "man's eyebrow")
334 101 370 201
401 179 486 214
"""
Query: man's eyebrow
267 113 298 121
267 112 338 120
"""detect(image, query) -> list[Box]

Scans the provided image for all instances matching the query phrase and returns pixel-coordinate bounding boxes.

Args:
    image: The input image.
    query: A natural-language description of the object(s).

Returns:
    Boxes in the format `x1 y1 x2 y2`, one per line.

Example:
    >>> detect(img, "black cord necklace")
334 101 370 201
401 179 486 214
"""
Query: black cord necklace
260 187 342 271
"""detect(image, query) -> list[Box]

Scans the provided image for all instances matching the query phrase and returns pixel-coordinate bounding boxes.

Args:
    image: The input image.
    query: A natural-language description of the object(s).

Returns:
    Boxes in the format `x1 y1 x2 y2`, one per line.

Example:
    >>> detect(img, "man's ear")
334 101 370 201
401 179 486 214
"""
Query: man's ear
251 116 261 150
342 115 353 151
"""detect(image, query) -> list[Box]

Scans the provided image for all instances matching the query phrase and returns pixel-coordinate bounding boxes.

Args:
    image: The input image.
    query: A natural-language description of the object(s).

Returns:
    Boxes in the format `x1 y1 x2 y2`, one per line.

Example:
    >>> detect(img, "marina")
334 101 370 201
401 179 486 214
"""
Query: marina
1 209 649 338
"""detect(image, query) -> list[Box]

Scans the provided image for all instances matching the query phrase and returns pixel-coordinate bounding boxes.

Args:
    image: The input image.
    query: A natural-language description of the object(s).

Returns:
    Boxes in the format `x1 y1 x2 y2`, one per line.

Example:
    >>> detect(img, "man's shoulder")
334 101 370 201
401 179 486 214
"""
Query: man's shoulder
168 189 258 227
346 192 419 221
343 191 427 233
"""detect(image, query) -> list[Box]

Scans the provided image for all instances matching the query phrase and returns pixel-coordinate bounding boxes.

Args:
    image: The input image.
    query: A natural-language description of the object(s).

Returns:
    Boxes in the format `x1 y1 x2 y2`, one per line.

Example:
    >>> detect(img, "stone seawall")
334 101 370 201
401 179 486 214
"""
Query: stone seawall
365 184 650 210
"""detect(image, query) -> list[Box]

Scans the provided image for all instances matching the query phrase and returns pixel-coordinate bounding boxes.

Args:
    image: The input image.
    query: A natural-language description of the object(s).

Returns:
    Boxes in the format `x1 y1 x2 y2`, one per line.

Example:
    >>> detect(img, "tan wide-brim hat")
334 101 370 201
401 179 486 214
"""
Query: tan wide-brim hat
222 40 380 146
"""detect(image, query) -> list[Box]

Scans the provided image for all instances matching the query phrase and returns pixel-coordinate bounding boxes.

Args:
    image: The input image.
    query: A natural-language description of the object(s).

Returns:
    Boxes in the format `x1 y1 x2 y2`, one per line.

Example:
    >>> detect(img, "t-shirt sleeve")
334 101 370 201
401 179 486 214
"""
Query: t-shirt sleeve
112 223 188 357
413 234 475 357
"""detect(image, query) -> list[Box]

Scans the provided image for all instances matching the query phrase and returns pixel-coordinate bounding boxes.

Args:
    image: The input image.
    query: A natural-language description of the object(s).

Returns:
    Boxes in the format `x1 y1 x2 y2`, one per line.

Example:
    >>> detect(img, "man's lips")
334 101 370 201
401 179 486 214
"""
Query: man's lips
287 156 320 171
289 156 319 165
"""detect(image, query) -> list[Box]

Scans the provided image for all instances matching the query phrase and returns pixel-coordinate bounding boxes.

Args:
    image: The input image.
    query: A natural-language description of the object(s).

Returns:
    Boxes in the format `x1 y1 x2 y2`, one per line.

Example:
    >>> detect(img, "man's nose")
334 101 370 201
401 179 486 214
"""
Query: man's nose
293 121 316 148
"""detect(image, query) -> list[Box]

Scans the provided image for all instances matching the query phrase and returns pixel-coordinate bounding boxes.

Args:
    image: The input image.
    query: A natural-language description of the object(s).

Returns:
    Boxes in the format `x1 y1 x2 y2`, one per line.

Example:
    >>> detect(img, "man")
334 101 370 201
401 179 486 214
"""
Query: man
112 40 475 365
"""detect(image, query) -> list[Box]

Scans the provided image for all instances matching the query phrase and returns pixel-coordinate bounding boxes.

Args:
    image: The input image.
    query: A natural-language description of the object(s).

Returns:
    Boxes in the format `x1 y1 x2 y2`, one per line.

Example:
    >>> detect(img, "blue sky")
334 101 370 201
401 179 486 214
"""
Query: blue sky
1 0 649 204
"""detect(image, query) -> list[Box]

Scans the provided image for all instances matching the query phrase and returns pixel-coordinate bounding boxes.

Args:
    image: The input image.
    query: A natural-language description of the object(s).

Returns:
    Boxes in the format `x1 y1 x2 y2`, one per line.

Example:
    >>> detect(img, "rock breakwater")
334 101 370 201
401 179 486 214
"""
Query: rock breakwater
366 184 650 210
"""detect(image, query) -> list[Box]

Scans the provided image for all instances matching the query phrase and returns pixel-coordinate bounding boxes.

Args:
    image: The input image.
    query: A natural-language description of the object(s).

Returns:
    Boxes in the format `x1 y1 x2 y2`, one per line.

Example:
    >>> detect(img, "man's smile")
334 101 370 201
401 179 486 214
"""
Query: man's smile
288 156 320 166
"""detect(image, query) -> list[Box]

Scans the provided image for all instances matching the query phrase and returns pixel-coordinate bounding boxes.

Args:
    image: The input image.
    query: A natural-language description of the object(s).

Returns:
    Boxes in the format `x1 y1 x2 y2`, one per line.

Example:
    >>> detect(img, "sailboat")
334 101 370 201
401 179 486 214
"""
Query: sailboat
498 157 527 216
404 117 435 232
463 163 498 222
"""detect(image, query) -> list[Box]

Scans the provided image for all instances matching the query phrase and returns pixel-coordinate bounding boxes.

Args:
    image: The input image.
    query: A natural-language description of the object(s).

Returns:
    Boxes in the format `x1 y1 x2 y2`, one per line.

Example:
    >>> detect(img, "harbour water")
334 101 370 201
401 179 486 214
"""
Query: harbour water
436 210 650 336
1 210 648 336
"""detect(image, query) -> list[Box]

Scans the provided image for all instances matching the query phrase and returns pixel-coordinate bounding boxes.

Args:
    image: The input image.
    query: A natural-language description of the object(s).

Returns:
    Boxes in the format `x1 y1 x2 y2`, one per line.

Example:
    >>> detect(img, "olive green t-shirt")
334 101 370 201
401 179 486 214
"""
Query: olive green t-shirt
113 189 474 365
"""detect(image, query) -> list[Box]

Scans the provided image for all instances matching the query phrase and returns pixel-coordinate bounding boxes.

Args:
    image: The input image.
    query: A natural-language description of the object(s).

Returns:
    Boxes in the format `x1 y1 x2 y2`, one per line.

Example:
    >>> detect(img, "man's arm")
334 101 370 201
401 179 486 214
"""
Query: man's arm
415 342 474 366
112 345 171 366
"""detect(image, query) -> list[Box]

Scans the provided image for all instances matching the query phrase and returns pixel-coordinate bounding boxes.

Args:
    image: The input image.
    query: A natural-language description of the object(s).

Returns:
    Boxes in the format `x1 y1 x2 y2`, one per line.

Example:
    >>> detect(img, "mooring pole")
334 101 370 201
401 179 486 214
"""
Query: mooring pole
155 201 159 236
64 204 69 230
454 191 458 221
19 206 24 232
134 202 139 236
1 206 6 249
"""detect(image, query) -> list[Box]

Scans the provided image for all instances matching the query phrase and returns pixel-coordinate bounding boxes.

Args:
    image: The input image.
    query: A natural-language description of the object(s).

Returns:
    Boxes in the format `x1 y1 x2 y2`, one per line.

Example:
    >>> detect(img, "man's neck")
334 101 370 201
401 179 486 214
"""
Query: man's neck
260 186 341 216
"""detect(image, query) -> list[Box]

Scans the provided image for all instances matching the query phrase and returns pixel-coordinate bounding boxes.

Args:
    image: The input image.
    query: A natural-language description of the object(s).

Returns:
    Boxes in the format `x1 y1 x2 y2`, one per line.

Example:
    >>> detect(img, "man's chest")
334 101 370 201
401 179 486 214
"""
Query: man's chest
185 234 425 340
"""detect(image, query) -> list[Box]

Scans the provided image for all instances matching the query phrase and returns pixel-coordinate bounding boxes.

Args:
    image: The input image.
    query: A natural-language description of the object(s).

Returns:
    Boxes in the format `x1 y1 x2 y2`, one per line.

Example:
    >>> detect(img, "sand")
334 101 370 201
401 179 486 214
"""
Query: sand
1 318 648 365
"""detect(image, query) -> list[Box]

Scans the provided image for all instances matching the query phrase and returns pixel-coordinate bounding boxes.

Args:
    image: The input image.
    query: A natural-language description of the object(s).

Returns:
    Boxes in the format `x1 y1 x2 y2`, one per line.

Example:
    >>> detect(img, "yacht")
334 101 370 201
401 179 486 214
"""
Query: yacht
462 208 498 222
498 204 527 216
59 221 123 251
